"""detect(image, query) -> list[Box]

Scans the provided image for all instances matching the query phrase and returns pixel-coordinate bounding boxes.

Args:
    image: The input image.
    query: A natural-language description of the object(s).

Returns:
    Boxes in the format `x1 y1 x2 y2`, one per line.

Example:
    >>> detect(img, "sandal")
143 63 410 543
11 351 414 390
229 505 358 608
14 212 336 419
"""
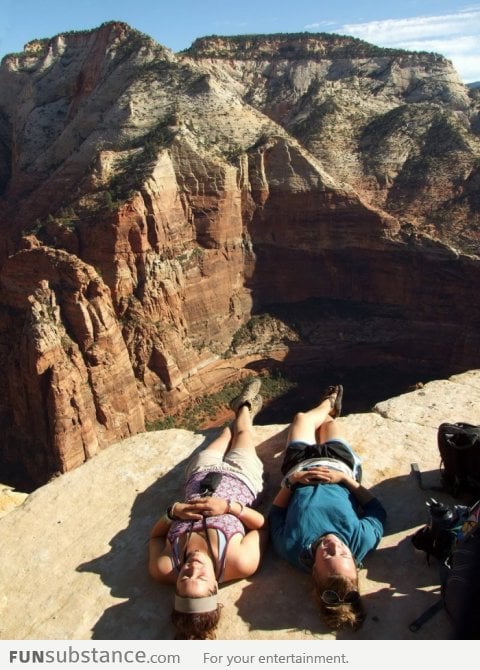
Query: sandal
320 384 343 418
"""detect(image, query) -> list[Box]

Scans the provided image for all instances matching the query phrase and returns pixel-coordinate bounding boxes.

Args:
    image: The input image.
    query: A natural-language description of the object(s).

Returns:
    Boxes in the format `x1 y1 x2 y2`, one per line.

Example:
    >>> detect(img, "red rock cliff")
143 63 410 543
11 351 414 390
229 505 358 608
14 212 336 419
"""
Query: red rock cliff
0 24 479 485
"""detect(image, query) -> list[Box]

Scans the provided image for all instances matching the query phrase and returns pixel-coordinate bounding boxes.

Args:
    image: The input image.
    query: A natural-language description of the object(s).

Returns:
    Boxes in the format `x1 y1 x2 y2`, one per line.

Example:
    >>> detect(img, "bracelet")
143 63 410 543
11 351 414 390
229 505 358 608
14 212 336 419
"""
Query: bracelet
161 513 172 525
227 500 245 517
166 503 180 520
282 477 293 489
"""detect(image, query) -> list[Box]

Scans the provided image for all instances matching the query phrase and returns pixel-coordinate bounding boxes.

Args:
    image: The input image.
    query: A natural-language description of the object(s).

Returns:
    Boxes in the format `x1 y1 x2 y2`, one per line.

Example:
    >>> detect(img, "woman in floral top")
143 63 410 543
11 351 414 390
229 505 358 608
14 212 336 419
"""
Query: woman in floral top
149 378 266 639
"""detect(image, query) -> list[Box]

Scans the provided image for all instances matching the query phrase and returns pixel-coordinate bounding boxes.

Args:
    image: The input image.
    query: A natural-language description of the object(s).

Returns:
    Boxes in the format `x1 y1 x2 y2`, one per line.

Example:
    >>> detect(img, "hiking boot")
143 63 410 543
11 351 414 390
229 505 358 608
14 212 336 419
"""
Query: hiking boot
249 394 263 421
229 378 262 414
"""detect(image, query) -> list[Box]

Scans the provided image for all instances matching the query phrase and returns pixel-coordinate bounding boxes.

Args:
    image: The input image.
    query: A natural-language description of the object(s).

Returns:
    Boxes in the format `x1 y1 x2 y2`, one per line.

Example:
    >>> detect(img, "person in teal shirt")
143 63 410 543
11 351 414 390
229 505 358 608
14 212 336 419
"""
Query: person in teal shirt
269 385 386 631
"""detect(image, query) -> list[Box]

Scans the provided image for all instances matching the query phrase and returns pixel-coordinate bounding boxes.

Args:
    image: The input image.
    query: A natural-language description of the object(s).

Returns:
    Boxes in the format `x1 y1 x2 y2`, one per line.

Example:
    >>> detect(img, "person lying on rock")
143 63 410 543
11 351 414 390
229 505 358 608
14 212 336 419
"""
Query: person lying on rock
149 377 267 640
269 385 386 631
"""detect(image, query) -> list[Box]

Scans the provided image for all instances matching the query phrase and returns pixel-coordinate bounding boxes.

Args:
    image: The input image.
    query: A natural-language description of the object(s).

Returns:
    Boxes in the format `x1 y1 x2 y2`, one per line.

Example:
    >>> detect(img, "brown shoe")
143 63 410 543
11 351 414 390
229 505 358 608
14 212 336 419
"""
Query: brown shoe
229 378 262 414
320 384 343 418
249 394 263 420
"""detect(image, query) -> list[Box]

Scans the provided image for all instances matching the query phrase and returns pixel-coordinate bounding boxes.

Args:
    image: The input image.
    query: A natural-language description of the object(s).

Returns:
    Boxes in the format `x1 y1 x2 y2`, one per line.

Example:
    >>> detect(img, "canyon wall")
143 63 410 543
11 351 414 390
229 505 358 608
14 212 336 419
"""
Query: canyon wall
0 24 479 485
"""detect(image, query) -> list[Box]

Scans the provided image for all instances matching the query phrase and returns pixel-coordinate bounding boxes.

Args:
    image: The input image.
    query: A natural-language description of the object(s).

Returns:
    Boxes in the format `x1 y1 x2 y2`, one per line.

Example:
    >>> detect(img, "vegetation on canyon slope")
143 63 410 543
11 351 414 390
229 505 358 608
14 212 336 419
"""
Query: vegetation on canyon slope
146 372 296 432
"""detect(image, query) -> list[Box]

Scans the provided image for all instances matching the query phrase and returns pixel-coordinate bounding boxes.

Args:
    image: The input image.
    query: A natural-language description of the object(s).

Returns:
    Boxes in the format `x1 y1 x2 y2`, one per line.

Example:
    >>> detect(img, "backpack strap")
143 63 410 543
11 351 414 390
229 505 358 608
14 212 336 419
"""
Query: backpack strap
408 598 444 632
410 462 443 492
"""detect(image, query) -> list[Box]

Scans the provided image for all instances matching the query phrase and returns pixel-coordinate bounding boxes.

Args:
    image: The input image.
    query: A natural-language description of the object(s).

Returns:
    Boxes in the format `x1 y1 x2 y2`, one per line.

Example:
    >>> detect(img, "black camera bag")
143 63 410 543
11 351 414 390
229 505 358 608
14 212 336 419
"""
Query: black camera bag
198 471 223 496
438 422 480 500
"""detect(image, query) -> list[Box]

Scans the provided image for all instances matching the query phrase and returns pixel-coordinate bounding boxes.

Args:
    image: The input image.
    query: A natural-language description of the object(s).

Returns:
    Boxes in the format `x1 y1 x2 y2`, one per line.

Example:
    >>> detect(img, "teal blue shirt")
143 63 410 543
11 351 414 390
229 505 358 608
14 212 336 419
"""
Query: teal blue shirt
269 483 386 573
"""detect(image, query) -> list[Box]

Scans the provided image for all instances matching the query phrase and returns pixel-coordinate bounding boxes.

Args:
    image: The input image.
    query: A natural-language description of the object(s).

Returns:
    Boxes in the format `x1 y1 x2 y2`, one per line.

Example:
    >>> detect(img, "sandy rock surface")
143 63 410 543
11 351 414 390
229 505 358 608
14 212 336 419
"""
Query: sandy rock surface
2 370 480 640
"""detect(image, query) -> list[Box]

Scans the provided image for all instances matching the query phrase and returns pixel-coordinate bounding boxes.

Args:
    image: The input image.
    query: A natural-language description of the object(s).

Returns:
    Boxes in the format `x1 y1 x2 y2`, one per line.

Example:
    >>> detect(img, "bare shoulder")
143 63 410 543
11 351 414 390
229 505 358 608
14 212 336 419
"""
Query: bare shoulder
223 531 263 580
149 537 177 584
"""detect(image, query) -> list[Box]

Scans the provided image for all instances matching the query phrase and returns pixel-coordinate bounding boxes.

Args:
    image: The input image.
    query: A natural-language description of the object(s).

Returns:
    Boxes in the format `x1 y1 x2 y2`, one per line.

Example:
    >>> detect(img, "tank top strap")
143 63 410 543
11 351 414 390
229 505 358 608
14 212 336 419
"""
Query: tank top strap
170 522 229 581
215 529 228 582
170 535 183 573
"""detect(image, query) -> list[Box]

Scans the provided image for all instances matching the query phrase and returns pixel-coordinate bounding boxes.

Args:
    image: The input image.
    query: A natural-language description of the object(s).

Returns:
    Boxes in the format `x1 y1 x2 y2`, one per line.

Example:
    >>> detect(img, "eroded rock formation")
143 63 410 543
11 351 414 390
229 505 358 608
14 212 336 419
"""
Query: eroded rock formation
0 24 479 485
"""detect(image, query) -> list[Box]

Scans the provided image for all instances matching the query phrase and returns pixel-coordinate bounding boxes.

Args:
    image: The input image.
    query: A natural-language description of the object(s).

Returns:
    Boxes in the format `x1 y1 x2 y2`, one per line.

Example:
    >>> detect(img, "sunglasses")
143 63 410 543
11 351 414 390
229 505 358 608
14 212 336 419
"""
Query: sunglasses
321 590 360 606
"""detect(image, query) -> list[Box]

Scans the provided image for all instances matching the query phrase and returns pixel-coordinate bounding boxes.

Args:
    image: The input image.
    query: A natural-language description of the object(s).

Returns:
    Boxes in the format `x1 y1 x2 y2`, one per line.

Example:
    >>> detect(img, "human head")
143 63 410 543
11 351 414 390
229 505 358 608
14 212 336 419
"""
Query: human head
172 550 221 639
171 591 222 639
176 550 217 598
311 534 365 630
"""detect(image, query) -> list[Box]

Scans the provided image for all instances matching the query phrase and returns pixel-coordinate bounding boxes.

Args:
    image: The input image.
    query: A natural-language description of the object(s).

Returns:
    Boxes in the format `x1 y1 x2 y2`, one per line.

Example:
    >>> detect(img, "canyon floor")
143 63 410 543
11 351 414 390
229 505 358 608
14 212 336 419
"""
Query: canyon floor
2 370 480 640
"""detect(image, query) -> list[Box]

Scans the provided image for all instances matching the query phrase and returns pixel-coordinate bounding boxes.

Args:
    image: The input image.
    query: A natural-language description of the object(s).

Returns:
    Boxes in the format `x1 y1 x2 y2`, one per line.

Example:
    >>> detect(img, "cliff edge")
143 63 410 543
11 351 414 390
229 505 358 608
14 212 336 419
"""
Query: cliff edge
2 370 480 640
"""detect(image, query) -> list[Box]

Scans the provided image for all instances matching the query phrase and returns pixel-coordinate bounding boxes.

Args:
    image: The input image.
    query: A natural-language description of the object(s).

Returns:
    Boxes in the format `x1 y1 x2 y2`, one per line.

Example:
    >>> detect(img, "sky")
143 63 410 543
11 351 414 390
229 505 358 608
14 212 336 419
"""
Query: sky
1 1 479 83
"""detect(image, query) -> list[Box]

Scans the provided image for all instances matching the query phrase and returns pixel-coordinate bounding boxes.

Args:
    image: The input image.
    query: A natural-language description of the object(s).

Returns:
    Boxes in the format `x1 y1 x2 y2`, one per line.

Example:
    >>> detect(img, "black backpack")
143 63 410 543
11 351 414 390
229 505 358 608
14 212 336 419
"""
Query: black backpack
441 500 480 638
438 422 480 500
409 499 480 637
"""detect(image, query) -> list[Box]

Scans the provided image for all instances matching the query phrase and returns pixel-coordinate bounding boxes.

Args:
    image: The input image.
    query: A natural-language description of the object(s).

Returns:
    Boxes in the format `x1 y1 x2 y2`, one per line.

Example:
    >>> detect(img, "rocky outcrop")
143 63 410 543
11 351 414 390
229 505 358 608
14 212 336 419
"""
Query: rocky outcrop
185 34 478 237
0 24 479 485
2 370 480 640
0 248 144 484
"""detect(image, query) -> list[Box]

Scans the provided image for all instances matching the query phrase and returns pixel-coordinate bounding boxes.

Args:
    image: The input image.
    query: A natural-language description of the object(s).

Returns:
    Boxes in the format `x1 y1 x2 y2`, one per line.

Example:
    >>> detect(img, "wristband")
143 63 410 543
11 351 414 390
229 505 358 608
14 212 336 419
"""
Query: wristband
166 503 179 520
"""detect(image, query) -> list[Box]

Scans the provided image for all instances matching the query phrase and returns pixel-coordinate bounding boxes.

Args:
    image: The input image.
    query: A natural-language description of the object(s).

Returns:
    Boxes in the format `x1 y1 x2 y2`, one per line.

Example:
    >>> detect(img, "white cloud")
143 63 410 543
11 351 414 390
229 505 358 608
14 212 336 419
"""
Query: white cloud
304 21 336 30
305 8 480 82
342 10 480 44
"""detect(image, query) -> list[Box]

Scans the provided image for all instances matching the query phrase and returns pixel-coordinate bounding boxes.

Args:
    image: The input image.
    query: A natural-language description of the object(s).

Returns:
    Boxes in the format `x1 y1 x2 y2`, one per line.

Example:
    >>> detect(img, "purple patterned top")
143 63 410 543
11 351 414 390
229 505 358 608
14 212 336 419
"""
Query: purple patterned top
167 469 257 582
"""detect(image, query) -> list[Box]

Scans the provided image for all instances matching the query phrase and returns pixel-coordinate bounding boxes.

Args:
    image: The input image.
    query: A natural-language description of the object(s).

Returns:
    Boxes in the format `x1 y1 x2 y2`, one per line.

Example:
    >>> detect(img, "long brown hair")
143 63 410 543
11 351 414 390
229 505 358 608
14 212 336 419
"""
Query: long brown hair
312 573 366 630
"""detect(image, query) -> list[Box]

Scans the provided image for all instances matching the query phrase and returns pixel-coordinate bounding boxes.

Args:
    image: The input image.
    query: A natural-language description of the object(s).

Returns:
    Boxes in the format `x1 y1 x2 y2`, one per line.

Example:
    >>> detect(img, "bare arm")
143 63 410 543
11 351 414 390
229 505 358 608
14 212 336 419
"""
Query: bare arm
148 497 266 582
172 496 266 530
148 517 176 584
224 526 269 580
271 467 375 509
271 486 293 508
148 509 195 583
150 514 172 539
270 467 322 508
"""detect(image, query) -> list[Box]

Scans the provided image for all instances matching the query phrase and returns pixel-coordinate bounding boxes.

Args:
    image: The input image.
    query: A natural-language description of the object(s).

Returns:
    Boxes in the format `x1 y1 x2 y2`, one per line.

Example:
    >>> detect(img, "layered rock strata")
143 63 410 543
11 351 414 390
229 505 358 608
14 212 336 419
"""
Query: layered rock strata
0 24 479 484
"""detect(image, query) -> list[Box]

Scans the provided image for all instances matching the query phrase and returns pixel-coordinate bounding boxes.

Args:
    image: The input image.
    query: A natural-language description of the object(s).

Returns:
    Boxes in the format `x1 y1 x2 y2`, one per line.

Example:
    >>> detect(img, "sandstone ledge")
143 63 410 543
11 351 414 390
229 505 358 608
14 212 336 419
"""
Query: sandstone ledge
2 370 480 640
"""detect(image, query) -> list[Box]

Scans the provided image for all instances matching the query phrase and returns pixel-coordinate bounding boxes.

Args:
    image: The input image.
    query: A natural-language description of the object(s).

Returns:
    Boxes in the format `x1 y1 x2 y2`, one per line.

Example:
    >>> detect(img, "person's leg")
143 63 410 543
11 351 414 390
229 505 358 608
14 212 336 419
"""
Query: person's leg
230 405 255 453
287 397 336 444
318 416 363 482
184 426 232 479
203 425 233 456
281 387 341 475
317 415 344 443
225 405 264 494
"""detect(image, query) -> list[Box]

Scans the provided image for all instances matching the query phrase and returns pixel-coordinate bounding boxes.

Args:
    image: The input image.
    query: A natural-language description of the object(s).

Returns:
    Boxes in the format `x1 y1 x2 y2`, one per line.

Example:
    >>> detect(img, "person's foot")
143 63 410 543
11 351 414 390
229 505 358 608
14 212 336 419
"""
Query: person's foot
319 384 343 418
249 394 263 420
229 378 262 414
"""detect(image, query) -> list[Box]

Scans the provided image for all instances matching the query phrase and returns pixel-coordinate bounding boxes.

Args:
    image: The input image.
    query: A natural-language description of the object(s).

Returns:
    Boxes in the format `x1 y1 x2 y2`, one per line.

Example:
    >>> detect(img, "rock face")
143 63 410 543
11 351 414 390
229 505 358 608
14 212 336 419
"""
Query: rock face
0 24 479 485
1 369 480 640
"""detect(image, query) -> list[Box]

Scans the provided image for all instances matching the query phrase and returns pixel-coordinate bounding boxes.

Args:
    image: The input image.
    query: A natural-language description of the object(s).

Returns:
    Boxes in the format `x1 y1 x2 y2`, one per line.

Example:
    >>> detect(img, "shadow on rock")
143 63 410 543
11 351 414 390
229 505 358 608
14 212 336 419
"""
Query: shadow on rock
369 464 458 536
76 434 212 639
76 427 287 640
233 548 332 638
